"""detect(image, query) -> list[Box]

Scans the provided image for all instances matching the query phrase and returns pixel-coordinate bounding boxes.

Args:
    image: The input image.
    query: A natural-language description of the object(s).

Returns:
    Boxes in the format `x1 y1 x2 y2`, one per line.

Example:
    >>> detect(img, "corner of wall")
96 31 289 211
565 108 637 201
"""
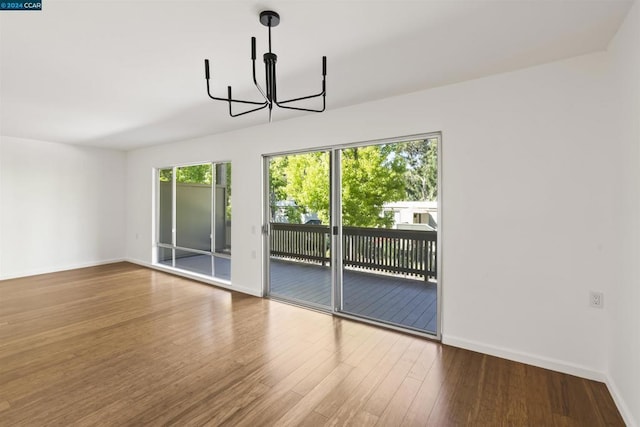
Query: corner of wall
606 374 639 427
604 1 640 426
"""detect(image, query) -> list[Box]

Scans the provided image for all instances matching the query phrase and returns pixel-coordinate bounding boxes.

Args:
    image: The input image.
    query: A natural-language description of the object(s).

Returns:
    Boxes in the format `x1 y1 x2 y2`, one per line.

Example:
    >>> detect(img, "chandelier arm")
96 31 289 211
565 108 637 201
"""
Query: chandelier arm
228 101 269 118
274 56 326 106
252 61 269 102
251 37 269 102
227 85 269 114
205 59 266 106
221 93 268 106
276 90 325 105
206 79 233 103
275 103 325 113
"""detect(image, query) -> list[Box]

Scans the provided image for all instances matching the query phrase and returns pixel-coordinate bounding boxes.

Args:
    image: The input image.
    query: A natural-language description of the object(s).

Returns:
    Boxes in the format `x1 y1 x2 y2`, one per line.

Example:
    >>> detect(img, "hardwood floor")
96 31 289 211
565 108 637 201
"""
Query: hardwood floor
0 263 624 426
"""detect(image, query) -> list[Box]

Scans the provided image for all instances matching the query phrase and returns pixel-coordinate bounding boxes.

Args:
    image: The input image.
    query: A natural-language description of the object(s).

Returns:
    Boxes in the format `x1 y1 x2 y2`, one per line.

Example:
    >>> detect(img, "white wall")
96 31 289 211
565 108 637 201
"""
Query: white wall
606 2 640 425
126 48 616 379
0 136 126 279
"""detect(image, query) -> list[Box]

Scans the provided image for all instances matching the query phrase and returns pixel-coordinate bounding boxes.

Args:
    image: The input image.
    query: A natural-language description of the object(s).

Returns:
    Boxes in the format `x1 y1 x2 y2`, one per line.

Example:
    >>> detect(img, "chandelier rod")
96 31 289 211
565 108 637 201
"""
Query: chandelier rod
268 16 273 53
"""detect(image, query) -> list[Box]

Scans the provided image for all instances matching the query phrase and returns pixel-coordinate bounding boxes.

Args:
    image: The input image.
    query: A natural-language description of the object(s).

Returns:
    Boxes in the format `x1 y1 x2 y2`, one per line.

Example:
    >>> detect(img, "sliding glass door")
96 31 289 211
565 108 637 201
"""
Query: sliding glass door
156 162 231 281
265 151 332 309
264 134 440 337
338 138 438 334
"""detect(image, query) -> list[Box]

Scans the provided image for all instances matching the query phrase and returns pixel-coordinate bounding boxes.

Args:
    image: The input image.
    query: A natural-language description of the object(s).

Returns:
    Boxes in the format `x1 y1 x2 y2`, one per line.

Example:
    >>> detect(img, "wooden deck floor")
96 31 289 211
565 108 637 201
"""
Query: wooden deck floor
270 260 437 334
0 263 625 426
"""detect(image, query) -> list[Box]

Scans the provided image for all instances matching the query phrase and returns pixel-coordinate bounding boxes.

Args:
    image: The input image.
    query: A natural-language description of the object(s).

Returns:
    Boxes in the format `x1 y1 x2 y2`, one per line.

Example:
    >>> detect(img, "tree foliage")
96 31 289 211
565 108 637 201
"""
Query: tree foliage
269 153 330 224
394 138 438 201
159 164 213 184
284 152 331 224
269 156 304 223
341 145 406 227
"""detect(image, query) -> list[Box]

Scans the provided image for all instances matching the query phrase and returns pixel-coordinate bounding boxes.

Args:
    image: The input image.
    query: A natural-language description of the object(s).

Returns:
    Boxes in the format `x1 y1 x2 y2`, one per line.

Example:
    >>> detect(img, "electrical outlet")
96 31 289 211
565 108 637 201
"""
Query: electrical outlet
590 291 604 308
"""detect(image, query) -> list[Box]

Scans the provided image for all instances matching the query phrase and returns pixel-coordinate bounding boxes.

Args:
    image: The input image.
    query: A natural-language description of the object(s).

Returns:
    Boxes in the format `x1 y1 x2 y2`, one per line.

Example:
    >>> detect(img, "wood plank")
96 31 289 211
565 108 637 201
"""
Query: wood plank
324 335 414 425
297 410 329 427
223 391 303 427
376 376 422 426
273 363 354 426
315 332 398 417
219 350 335 425
425 347 480 426
407 341 438 381
362 339 426 416
389 286 433 324
401 346 449 427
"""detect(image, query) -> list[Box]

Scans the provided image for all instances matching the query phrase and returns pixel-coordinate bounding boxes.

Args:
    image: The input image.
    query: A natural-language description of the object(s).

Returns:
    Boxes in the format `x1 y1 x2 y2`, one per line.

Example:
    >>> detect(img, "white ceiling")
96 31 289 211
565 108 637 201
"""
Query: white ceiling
0 0 633 150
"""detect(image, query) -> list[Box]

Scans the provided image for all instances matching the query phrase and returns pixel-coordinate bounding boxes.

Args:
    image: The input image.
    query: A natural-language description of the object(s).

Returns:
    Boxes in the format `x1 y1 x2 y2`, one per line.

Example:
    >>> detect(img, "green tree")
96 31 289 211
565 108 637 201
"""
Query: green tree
177 164 212 184
269 156 290 204
159 168 172 182
341 145 406 227
159 164 213 184
283 152 331 224
269 156 303 223
394 139 438 201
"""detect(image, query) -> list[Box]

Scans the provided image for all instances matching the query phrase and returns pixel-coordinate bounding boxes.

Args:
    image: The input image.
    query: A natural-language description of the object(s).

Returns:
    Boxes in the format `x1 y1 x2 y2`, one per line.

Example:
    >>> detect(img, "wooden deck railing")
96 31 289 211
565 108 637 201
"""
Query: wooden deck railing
270 223 437 280
270 223 330 265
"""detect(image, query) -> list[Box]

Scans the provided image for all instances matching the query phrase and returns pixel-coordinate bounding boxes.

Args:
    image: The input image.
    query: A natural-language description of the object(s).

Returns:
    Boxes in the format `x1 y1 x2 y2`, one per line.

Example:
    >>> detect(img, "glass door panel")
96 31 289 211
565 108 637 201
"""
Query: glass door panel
174 164 213 276
266 151 332 310
338 138 439 335
175 165 212 251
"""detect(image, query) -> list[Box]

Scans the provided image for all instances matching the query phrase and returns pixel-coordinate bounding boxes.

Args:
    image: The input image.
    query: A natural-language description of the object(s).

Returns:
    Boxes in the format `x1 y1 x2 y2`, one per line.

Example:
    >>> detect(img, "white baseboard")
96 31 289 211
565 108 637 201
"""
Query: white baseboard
124 258 263 298
605 374 638 427
442 334 606 382
0 258 126 281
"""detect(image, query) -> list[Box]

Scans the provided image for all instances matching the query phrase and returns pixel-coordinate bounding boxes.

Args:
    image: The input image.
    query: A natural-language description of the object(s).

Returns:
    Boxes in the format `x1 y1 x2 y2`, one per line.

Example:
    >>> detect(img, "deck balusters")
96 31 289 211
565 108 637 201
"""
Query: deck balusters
270 223 436 280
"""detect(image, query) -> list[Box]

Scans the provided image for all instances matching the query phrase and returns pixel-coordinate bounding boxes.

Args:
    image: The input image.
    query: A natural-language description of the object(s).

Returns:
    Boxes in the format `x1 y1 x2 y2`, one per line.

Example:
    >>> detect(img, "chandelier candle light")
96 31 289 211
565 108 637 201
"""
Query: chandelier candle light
204 10 327 122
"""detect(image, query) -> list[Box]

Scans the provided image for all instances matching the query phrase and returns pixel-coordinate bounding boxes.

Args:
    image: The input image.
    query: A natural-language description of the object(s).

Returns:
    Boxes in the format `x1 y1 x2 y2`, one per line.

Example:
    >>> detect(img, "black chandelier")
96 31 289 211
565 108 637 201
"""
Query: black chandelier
204 10 326 122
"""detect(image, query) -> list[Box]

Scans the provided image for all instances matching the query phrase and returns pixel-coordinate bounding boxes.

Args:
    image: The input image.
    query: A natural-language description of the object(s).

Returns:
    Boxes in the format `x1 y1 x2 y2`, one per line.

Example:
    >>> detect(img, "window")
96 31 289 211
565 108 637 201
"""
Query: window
156 162 231 281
